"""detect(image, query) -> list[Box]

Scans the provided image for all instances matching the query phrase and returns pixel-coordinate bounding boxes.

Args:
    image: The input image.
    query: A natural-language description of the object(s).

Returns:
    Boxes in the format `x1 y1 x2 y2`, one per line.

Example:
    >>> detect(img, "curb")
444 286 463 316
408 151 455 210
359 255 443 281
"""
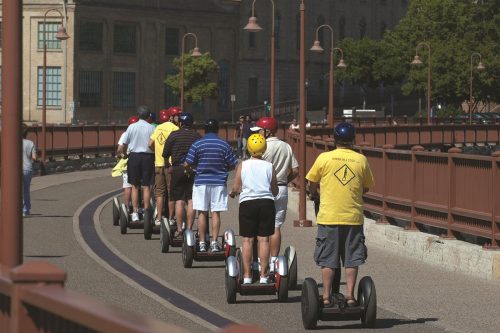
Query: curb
287 188 500 281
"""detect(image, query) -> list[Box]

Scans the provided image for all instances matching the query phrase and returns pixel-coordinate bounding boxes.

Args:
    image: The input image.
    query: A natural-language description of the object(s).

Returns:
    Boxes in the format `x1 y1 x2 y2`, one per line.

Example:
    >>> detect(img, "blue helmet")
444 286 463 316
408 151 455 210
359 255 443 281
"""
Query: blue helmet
179 112 194 126
333 122 355 143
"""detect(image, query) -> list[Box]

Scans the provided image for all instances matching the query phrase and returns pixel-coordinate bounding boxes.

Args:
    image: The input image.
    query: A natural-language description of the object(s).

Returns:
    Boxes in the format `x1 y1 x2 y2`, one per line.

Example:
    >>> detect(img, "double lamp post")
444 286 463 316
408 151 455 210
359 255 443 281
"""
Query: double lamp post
41 9 69 171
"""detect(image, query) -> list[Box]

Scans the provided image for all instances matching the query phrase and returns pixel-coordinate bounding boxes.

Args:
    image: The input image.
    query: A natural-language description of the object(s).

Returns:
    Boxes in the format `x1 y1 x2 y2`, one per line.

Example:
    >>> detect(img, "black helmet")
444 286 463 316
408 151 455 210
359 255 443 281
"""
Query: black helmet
204 118 219 133
333 122 355 143
179 112 194 127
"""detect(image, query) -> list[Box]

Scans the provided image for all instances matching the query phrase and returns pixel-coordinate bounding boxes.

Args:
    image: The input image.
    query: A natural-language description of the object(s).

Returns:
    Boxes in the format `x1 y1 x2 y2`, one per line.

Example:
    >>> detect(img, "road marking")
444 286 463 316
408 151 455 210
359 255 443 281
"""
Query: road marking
73 189 241 331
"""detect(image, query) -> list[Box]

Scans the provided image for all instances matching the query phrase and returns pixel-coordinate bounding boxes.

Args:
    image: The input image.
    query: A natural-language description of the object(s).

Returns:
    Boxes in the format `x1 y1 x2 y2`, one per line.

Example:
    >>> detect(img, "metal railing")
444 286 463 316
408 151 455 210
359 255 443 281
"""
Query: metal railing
234 99 298 120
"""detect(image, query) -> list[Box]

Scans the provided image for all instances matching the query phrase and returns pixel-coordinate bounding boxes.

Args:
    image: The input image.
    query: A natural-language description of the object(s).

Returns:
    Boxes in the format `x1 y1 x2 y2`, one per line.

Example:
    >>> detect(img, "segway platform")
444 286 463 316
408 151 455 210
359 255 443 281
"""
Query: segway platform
160 218 184 253
181 229 236 268
301 276 377 329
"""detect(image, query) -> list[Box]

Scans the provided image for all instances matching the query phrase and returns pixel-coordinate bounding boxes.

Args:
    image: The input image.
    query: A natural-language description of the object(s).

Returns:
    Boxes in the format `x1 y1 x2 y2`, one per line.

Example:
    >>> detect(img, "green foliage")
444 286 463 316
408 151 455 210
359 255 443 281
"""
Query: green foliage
165 52 218 103
338 0 500 112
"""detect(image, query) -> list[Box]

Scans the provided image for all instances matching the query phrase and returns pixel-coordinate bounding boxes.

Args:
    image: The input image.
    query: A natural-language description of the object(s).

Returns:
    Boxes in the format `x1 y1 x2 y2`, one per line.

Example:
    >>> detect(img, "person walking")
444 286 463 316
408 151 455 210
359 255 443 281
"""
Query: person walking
22 123 36 217
235 115 244 158
162 112 201 235
149 109 178 226
184 119 238 252
251 117 299 272
117 105 156 222
229 134 278 284
306 122 374 307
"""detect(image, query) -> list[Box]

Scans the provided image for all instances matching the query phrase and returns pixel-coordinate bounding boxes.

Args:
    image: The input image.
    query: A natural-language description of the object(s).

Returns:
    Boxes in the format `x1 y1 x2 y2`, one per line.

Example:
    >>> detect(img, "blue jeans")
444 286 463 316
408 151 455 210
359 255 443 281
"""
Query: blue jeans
22 170 33 214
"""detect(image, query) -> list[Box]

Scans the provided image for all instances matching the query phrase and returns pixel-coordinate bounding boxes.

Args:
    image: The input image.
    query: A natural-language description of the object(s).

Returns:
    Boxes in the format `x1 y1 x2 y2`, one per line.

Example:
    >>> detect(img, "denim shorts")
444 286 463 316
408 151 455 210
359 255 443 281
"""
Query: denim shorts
313 224 367 269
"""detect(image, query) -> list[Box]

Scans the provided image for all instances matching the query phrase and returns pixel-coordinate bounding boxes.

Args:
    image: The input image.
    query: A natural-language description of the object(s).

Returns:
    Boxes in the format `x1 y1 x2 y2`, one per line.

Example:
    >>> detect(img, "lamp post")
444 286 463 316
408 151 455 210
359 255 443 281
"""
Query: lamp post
469 52 485 125
41 9 69 173
243 0 276 117
310 24 347 128
180 33 202 112
293 0 312 227
410 42 431 125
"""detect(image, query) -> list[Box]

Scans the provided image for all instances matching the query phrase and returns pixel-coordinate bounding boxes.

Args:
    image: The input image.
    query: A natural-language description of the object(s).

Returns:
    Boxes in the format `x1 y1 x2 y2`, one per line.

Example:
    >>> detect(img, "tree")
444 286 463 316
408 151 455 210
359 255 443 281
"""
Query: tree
164 52 218 103
376 0 500 112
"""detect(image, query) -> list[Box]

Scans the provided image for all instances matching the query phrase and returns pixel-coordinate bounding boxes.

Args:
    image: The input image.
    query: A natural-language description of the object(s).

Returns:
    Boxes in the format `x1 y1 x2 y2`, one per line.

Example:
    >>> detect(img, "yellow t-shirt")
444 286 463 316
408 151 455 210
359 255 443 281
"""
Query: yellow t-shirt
150 122 179 167
306 148 375 225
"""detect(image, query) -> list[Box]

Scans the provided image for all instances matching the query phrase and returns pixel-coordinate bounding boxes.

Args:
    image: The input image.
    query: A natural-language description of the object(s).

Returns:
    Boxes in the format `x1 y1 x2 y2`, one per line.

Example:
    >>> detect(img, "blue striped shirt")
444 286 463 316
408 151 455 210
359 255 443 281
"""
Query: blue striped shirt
185 133 238 185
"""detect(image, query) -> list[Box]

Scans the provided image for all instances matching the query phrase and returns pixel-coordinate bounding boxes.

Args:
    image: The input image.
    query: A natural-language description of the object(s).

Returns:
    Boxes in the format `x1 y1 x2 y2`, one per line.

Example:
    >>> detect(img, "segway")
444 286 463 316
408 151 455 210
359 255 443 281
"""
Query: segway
160 217 184 253
182 229 236 268
112 196 121 226
118 189 157 239
225 247 289 304
283 246 298 290
301 276 377 329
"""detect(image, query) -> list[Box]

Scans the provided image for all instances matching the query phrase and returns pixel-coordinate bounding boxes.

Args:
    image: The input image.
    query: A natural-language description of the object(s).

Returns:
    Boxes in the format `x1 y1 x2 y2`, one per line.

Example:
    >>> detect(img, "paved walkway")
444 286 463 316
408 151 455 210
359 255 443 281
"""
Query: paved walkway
23 169 500 333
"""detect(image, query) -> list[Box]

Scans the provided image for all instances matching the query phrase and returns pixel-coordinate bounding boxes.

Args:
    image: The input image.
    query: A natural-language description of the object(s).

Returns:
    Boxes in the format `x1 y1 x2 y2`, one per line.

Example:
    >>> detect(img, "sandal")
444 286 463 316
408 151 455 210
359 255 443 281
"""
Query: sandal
174 230 183 238
322 295 334 308
346 298 358 307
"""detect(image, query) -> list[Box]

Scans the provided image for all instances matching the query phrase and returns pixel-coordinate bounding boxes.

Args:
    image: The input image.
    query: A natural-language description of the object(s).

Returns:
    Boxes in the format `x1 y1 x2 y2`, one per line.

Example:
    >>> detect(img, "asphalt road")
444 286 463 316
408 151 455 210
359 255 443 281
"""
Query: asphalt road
23 170 500 333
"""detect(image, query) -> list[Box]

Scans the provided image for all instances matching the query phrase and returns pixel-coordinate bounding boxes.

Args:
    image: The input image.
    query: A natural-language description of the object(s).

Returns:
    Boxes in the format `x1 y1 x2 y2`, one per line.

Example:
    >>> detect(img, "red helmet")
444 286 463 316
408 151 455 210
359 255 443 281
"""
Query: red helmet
168 106 182 116
159 111 170 124
256 117 278 134
128 115 139 125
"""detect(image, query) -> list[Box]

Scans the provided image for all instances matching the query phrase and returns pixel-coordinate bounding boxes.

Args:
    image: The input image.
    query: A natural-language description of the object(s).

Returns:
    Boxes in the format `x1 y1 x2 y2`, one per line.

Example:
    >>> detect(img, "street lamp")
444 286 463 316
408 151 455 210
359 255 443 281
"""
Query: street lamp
469 52 485 125
310 24 347 128
41 9 70 172
243 0 276 117
180 33 202 112
410 42 431 125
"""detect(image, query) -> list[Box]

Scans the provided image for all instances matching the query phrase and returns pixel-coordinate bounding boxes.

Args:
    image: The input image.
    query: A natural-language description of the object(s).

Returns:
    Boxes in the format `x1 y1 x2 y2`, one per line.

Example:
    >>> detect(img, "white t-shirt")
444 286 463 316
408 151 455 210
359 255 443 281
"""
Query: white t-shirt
262 137 299 185
239 158 274 203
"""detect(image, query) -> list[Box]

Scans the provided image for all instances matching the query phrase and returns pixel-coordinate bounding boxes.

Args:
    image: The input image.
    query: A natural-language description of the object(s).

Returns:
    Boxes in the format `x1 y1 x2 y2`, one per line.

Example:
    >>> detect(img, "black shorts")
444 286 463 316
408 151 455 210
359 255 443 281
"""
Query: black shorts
169 165 195 201
239 199 276 237
127 153 155 186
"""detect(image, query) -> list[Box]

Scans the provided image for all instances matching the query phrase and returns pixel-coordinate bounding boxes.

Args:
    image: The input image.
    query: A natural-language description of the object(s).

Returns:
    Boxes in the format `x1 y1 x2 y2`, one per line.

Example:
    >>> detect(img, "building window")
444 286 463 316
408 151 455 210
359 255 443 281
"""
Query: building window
339 17 346 41
113 72 135 108
296 14 300 51
165 28 179 55
113 24 136 54
164 70 179 107
359 17 367 38
275 12 281 51
380 22 387 39
79 71 102 107
218 60 230 112
248 77 258 106
317 15 325 48
38 22 62 50
79 21 103 51
37 66 61 107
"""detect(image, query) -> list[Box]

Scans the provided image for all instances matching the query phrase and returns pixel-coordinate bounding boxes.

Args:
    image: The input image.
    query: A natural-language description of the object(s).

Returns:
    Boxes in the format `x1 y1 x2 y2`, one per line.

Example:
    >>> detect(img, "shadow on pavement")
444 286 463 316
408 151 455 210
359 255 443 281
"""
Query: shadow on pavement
25 255 68 258
235 295 302 304
316 317 439 330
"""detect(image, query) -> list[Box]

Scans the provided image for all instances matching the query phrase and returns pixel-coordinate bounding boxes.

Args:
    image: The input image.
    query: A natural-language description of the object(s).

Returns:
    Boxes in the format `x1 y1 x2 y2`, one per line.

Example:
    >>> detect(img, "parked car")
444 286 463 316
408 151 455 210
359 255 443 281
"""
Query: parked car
453 113 491 124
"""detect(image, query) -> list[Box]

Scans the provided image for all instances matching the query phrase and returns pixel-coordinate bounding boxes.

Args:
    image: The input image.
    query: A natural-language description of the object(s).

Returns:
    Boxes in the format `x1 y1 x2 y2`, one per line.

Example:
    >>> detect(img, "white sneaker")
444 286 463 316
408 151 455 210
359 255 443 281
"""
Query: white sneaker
269 257 277 273
131 212 139 222
210 241 221 252
243 277 252 284
154 219 161 226
168 218 176 227
198 242 207 252
259 276 269 284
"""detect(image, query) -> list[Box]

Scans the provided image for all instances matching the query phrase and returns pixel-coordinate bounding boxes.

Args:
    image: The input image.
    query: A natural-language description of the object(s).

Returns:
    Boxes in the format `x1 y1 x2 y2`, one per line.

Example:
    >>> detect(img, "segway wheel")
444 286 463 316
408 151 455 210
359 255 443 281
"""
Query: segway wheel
225 269 237 304
112 197 120 226
358 276 377 328
119 204 128 235
301 278 320 330
277 274 289 302
182 240 194 268
160 221 170 253
285 247 298 290
143 208 153 240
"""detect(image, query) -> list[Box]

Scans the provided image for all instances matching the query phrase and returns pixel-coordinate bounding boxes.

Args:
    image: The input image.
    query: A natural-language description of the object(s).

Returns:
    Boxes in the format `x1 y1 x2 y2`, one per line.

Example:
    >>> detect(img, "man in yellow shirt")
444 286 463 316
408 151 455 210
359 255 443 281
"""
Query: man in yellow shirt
149 109 179 226
306 122 374 308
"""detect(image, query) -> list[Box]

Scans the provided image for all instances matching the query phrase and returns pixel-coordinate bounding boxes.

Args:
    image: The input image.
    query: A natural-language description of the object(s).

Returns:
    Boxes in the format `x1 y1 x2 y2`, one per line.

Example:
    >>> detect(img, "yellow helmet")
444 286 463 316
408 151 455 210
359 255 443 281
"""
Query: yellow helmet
247 134 267 157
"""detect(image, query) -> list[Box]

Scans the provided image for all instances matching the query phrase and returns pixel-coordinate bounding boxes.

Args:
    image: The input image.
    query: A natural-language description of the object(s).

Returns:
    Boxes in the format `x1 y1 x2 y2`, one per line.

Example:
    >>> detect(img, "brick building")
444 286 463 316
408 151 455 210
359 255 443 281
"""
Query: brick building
0 0 408 124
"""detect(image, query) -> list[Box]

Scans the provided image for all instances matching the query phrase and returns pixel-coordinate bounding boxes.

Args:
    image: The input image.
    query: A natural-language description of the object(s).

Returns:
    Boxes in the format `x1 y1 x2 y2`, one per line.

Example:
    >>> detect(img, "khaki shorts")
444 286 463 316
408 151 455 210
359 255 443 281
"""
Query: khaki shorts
154 166 169 197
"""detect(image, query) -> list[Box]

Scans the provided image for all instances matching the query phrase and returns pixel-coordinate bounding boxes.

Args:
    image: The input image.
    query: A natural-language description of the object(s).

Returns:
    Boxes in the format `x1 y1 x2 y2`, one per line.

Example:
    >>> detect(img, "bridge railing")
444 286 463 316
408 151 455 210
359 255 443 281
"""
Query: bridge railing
0 261 187 333
288 132 500 248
